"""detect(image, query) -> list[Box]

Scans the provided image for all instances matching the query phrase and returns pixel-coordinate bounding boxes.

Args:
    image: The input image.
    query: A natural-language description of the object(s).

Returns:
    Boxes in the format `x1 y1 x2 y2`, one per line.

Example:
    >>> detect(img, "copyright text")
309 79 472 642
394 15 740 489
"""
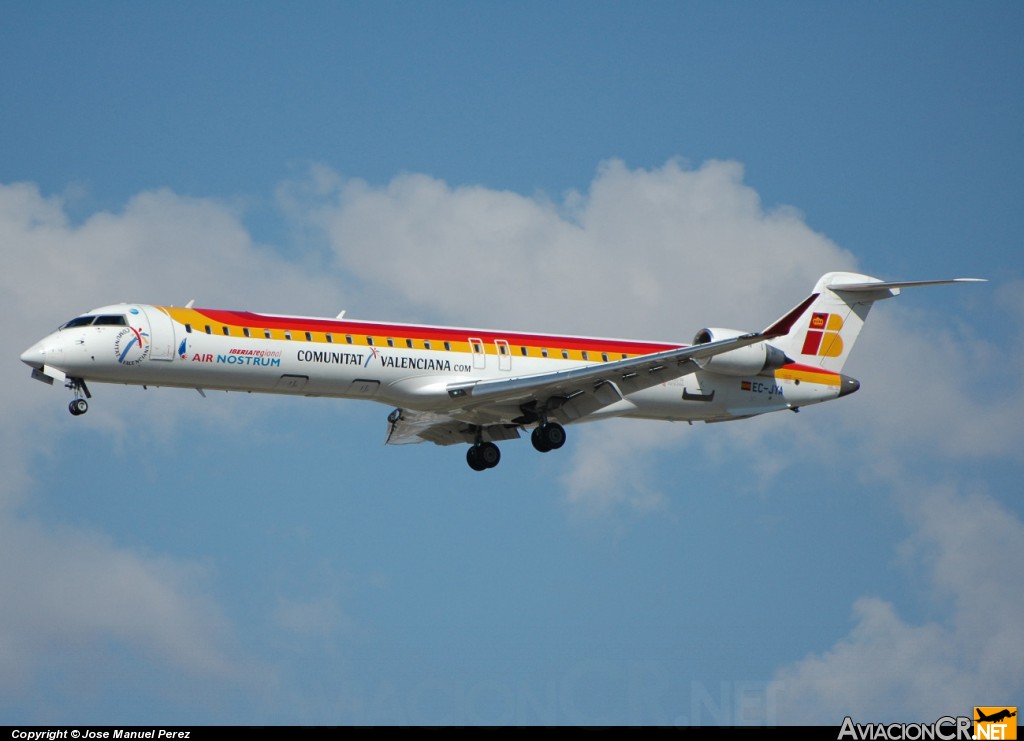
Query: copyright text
11 733 190 740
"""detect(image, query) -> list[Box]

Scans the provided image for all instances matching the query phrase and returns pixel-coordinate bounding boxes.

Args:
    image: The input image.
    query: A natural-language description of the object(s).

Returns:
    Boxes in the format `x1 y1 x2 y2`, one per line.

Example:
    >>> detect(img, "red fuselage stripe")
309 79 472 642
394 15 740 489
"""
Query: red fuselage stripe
192 309 679 355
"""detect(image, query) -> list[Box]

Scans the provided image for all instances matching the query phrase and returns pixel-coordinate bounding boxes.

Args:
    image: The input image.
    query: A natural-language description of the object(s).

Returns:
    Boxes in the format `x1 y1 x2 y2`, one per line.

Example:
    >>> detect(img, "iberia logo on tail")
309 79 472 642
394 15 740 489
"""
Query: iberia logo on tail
801 312 844 357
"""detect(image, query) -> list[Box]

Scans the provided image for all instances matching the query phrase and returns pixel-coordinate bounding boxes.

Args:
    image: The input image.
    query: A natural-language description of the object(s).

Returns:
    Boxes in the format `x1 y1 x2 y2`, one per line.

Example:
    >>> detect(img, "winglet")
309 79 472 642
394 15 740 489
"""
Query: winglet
762 293 818 338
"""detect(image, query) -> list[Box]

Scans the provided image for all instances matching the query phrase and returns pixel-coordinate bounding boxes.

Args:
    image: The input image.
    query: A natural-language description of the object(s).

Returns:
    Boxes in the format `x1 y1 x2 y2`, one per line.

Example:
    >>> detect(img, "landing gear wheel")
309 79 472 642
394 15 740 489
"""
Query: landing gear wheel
531 426 551 453
543 422 566 450
467 442 501 471
69 398 88 416
467 445 486 471
479 442 500 469
531 422 565 452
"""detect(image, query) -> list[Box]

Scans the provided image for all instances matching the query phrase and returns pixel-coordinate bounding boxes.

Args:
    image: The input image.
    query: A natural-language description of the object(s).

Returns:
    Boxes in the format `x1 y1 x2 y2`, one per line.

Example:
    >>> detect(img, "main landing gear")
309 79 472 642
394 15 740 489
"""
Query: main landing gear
464 422 567 471
66 377 91 416
531 422 566 453
467 442 501 471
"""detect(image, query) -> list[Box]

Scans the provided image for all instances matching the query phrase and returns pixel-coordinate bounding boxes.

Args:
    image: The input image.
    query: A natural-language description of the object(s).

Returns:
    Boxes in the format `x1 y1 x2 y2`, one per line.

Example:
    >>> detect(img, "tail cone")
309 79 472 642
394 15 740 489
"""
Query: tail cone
838 375 860 397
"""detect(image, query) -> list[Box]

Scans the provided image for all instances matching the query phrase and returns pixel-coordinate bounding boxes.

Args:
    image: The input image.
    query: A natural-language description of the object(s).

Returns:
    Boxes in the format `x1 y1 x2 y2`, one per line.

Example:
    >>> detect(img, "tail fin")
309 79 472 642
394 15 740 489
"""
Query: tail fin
771 272 985 373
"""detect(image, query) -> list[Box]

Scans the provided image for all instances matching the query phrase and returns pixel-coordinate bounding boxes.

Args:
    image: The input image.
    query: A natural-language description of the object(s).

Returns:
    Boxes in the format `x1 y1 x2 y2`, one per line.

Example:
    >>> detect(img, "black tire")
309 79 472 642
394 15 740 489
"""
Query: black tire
543 422 566 450
69 399 88 416
466 446 487 471
531 426 552 453
480 442 501 469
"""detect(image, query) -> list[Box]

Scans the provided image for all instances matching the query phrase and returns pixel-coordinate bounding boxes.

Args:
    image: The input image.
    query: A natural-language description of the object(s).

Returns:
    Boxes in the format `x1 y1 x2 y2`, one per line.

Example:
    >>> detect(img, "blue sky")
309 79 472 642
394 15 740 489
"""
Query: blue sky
2 2 1022 725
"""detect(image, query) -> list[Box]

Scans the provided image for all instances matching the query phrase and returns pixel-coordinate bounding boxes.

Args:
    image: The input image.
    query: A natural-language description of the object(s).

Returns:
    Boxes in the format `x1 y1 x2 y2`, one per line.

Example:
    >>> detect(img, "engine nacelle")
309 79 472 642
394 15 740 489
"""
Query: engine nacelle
692 327 790 377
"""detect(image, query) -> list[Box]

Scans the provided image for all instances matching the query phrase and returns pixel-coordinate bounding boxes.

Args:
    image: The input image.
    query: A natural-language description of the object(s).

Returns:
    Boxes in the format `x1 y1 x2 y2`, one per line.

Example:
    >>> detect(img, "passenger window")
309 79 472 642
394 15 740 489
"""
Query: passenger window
622 353 628 359
601 352 608 362
366 337 374 346
326 334 334 343
285 331 292 340
499 345 507 355
473 342 482 353
541 348 549 358
444 341 451 351
520 347 527 356
243 328 251 338
345 335 353 344
387 338 395 347
424 340 432 350
264 329 272 339
405 339 413 348
582 351 589 361
185 324 193 334
222 326 230 336
561 350 569 359
305 332 312 341
205 325 212 335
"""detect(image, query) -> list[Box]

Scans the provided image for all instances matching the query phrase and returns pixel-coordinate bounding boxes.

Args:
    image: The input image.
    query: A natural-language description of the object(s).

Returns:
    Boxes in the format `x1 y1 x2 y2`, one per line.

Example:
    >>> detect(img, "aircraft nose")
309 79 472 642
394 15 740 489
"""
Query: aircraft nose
838 374 860 398
20 343 45 369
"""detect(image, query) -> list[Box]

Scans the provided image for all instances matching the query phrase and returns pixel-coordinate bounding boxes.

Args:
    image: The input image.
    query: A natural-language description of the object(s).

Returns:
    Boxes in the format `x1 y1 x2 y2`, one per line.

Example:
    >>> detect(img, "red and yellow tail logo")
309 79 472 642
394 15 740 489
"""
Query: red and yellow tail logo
975 707 1017 740
801 312 844 357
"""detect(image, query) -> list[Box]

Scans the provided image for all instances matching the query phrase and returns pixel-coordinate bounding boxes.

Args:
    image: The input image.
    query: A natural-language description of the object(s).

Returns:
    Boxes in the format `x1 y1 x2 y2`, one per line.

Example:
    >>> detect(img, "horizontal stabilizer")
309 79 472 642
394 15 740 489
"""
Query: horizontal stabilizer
827 278 986 292
770 272 987 373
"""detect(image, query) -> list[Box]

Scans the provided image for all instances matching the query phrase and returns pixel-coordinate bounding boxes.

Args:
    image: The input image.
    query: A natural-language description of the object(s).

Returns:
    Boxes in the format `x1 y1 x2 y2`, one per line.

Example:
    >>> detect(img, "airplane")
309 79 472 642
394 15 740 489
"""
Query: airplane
20 271 984 471
976 709 1017 724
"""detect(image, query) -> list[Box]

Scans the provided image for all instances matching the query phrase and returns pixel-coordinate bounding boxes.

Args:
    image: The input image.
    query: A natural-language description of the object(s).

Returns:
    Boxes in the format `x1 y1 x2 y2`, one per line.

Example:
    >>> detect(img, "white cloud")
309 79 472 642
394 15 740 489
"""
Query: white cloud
2 165 1014 722
286 158 861 514
1 181 350 483
768 479 1024 723
276 162 1023 726
0 184 344 315
559 419 686 518
298 158 856 337
278 159 1016 515
0 518 237 691
0 181 344 696
836 293 1024 462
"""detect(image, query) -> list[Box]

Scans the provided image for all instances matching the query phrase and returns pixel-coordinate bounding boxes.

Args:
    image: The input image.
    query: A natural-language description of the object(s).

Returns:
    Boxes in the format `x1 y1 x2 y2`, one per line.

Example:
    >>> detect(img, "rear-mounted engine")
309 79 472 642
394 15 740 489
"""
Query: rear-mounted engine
692 327 791 376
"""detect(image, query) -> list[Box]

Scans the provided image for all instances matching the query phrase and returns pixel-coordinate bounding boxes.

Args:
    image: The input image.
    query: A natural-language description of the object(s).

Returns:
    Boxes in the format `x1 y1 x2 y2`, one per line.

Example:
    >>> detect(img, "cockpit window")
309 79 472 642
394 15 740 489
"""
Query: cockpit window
61 316 96 329
93 315 128 326
61 314 128 329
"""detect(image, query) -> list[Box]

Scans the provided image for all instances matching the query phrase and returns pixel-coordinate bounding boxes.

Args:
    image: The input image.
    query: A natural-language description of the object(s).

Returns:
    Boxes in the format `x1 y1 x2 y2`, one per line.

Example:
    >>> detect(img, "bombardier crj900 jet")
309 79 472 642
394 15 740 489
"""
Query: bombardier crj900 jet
21 272 982 471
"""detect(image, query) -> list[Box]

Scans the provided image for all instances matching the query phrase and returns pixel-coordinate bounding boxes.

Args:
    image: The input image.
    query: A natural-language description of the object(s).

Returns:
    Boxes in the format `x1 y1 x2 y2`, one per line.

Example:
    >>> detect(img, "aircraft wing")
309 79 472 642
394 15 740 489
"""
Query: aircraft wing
386 408 523 446
386 293 816 446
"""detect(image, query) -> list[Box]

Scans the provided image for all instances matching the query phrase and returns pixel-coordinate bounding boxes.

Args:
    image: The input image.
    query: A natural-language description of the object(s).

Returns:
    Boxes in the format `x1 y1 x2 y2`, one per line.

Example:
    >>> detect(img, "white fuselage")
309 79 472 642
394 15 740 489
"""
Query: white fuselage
21 302 844 428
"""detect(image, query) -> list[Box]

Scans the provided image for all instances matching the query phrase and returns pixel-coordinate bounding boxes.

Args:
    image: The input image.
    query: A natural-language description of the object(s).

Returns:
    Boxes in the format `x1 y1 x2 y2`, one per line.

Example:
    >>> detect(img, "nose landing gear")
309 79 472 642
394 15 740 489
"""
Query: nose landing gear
66 377 91 416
